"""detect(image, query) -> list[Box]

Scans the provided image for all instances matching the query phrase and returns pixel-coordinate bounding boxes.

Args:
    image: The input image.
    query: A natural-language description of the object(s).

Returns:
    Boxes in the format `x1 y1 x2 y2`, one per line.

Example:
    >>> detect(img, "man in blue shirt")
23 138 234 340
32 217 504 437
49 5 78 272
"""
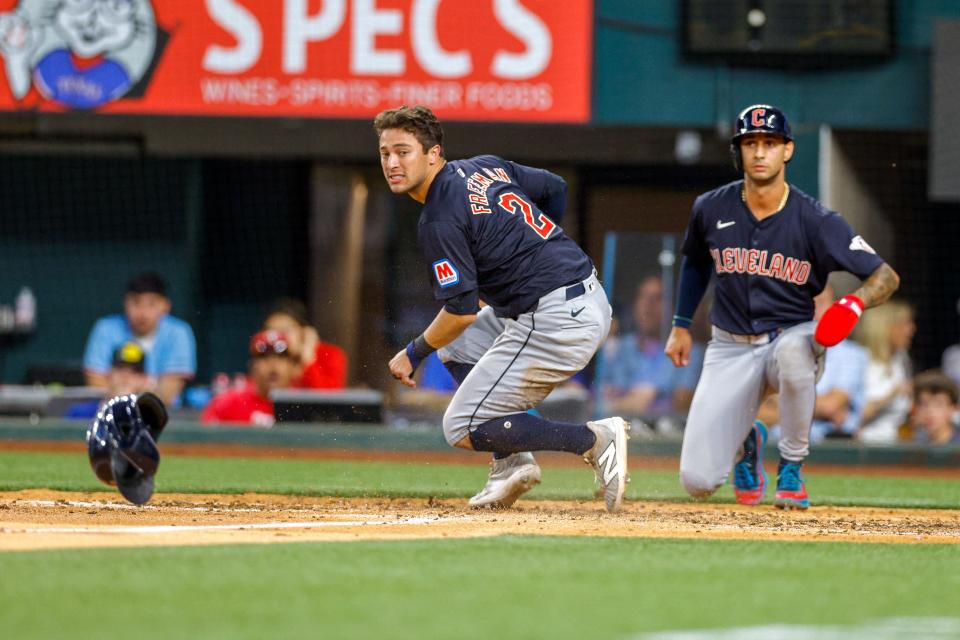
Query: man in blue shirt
83 273 196 406
603 275 703 418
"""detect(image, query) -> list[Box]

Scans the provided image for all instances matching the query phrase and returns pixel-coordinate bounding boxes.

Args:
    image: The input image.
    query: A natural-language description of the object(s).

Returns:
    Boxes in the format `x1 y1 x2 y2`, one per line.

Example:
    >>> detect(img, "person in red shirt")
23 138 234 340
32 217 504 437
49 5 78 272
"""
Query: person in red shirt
201 331 297 427
262 299 348 389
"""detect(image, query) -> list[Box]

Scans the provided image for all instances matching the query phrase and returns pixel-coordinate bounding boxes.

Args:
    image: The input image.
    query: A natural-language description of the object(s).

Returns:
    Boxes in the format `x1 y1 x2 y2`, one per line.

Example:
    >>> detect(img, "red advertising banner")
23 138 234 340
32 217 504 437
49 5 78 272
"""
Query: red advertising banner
0 0 592 122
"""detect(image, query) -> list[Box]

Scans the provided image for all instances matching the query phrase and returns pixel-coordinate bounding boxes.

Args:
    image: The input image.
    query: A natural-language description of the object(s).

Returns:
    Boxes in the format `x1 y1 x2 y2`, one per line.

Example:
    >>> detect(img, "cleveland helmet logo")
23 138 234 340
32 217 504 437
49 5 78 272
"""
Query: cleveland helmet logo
750 108 767 127
0 0 165 109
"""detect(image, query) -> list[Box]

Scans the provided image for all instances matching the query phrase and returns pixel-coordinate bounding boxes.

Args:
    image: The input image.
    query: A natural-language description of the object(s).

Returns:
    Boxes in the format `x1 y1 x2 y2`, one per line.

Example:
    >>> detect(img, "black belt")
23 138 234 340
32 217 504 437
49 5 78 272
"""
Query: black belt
508 279 590 320
564 281 586 301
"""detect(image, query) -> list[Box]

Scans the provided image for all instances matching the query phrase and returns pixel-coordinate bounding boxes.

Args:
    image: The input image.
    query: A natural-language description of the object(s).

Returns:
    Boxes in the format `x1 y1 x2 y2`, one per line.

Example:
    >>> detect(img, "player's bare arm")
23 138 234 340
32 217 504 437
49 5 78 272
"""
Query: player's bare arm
85 371 108 389
852 262 900 309
156 375 188 406
665 327 693 367
388 308 477 388
815 263 900 347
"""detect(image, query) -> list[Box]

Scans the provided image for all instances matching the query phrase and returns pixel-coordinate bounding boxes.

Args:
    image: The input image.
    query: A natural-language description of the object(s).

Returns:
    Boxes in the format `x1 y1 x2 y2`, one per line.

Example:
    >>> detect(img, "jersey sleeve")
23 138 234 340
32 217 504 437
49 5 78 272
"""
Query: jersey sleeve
503 160 567 222
418 220 479 301
814 214 885 280
680 197 709 260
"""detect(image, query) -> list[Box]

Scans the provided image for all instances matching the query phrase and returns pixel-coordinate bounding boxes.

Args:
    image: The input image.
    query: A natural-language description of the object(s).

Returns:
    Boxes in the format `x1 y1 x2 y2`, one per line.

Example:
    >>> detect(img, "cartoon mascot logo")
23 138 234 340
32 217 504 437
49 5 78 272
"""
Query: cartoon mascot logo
0 0 163 110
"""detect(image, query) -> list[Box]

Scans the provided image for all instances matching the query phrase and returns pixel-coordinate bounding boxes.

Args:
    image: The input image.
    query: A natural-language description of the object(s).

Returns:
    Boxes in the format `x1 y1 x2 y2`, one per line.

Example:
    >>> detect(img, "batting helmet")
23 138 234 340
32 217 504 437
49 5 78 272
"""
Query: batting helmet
86 393 168 505
730 104 793 172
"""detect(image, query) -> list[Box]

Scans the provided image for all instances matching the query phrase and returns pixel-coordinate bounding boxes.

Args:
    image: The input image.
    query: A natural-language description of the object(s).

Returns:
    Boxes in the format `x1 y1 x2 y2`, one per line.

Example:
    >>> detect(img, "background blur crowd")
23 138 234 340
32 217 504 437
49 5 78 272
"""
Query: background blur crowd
77 272 348 428
72 268 958 446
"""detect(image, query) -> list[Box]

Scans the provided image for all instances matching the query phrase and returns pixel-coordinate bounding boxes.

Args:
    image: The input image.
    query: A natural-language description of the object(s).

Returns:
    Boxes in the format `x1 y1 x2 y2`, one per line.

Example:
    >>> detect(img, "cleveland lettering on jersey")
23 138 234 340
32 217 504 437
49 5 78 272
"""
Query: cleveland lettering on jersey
710 248 811 285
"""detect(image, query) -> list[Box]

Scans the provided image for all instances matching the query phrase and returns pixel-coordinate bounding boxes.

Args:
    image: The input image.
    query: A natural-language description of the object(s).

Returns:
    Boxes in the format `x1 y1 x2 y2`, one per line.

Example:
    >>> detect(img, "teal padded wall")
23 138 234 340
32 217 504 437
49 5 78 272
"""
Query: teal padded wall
594 0 960 129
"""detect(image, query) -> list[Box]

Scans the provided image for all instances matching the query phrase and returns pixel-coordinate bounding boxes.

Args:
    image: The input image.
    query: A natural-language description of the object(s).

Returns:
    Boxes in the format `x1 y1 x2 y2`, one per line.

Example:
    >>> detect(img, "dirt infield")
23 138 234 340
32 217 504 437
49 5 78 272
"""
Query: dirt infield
2 489 959 551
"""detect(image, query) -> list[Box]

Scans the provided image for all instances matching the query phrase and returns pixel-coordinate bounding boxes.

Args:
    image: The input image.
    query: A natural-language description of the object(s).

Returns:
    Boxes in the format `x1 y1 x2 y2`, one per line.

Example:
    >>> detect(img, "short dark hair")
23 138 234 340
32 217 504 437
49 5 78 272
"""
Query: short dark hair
373 105 444 156
264 298 310 327
913 370 959 405
126 272 168 297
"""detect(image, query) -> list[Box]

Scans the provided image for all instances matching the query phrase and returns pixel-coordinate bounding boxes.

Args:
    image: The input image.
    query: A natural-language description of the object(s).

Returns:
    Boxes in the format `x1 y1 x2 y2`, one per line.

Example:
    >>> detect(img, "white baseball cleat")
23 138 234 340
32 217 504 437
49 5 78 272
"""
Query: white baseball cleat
585 417 630 513
468 452 541 509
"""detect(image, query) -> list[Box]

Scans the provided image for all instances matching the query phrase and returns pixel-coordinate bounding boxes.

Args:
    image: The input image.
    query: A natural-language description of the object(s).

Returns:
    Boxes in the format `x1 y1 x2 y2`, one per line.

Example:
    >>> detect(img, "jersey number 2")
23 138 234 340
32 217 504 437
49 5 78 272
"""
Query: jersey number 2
497 192 556 240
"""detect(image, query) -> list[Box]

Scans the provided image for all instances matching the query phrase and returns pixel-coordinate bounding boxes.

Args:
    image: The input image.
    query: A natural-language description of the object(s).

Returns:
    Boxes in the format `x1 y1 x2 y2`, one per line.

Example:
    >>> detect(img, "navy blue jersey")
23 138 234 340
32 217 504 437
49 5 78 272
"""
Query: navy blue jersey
418 155 592 318
681 181 885 335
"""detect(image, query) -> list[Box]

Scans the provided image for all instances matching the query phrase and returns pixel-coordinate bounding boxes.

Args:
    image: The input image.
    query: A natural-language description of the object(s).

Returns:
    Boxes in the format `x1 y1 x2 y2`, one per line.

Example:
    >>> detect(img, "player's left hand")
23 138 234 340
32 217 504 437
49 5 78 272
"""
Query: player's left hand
814 295 864 347
389 349 416 388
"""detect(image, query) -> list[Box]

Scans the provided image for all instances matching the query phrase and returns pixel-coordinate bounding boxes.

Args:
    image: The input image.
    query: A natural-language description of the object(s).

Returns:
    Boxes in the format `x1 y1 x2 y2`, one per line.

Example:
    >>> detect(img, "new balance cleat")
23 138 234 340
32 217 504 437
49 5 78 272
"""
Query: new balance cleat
468 452 541 509
733 420 768 506
585 417 630 513
774 460 810 510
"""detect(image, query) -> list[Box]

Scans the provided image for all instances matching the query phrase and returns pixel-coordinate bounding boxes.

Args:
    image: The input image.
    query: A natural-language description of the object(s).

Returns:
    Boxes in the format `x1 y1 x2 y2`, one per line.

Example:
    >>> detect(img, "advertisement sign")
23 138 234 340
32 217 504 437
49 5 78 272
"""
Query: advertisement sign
0 0 592 122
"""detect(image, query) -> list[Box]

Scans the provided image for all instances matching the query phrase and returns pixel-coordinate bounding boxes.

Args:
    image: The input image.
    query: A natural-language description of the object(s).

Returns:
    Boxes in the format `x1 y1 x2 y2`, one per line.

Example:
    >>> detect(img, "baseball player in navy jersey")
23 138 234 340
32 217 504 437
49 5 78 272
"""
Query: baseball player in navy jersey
376 105 629 512
665 104 900 509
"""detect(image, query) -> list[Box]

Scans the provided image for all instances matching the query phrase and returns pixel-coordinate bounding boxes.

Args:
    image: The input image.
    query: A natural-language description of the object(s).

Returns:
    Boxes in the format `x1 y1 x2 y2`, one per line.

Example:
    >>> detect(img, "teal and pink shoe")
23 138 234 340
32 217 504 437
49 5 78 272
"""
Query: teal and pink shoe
774 459 810 510
733 421 768 505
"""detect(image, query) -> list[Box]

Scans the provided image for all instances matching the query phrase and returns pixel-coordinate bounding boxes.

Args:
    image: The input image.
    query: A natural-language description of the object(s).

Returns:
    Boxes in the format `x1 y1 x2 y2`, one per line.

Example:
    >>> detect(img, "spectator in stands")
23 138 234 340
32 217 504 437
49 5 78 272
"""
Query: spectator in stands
602 275 703 419
904 370 960 445
65 342 150 419
83 272 196 406
940 300 960 386
809 284 870 442
942 344 960 388
262 299 347 389
201 330 296 427
857 299 915 444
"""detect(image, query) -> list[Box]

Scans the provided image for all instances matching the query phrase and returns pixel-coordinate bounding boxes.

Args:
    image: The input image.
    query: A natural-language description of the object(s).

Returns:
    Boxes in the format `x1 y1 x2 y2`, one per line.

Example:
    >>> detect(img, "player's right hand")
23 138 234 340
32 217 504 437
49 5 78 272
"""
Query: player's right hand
814 295 864 347
665 327 693 367
388 349 416 388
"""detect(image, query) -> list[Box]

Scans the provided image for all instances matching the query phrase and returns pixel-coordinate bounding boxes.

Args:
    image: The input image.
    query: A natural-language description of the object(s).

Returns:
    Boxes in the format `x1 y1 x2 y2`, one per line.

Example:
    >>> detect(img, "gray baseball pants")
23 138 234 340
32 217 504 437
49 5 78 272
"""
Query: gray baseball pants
441 273 611 446
438 306 504 366
679 321 825 497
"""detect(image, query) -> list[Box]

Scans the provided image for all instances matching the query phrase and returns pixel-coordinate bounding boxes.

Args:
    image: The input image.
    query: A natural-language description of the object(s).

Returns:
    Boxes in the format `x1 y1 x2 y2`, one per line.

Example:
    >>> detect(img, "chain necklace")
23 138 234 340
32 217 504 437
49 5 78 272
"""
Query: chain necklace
742 183 790 213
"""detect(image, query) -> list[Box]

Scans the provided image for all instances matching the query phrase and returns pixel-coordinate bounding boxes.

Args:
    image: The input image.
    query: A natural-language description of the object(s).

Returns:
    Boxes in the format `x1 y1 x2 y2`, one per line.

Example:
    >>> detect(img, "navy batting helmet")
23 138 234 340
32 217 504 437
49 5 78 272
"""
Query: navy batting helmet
730 104 793 172
87 393 168 505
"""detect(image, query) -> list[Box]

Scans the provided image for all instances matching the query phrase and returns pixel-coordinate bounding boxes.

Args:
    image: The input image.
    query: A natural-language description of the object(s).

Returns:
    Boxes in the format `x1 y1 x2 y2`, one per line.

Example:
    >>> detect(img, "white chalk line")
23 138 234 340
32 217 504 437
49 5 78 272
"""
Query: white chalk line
635 617 960 639
10 499 325 515
1 515 465 535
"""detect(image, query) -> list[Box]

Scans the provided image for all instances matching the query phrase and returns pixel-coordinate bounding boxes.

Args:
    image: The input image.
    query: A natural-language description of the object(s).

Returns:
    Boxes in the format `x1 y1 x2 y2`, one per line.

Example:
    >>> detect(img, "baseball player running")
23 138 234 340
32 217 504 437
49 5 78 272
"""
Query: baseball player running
376 105 628 512
665 104 900 509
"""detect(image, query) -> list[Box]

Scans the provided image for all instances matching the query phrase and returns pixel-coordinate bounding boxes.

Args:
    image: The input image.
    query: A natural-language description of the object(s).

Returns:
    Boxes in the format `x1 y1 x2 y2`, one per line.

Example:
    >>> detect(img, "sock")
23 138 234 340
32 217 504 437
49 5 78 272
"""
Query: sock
491 410 544 460
469 413 596 455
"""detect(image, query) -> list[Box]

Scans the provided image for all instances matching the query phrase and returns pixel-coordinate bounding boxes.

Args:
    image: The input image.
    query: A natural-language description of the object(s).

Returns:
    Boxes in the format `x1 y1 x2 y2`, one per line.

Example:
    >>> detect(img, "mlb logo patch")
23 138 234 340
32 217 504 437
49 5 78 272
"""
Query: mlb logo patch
433 259 460 288
848 235 876 254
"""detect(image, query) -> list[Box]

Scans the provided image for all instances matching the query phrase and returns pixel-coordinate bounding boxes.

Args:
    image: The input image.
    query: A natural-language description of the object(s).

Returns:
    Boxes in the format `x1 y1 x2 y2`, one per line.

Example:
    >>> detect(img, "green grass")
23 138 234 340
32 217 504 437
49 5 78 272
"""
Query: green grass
0 450 958 508
1 537 958 639
2 450 958 638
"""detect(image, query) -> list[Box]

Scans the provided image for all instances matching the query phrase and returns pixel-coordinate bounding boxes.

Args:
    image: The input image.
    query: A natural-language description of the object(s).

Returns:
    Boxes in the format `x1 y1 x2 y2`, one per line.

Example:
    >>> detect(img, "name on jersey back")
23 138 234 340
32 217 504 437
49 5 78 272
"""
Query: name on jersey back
463 166 511 215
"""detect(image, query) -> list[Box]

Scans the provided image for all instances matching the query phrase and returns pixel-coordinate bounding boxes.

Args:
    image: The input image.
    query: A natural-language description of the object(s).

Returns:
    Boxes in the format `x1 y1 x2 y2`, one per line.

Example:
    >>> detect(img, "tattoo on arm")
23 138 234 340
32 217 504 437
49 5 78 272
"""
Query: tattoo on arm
854 263 900 309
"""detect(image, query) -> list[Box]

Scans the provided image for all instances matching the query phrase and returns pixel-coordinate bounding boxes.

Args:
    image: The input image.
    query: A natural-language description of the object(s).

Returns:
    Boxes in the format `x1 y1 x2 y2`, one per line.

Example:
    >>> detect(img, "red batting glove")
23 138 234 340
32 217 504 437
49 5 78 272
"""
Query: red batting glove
815 295 864 347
